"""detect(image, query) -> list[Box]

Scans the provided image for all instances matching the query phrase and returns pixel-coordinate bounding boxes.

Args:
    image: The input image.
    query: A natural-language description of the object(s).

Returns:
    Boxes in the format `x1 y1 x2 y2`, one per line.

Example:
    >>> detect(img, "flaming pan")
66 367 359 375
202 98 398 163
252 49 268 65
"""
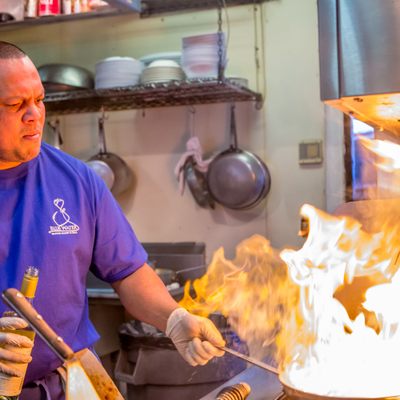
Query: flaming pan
222 347 400 400
279 379 400 400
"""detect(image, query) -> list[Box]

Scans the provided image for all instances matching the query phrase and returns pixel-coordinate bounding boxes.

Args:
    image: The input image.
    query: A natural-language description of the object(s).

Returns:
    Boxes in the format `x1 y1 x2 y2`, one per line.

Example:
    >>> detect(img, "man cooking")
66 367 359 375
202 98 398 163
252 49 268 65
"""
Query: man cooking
0 41 225 399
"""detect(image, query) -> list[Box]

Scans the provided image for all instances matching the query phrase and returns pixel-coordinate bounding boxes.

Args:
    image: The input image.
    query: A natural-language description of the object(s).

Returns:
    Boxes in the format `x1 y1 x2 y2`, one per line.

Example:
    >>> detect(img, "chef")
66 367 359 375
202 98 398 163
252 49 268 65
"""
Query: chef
0 41 225 400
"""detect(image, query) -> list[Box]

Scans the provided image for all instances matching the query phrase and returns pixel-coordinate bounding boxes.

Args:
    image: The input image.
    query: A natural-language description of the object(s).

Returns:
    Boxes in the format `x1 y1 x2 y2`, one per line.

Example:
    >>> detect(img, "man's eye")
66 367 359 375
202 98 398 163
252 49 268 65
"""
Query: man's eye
36 97 44 103
7 103 21 108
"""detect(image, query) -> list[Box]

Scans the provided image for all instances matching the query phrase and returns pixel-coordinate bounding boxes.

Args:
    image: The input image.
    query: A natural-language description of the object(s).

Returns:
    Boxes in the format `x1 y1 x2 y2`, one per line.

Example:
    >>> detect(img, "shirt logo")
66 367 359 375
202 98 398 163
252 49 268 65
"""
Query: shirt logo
48 198 80 235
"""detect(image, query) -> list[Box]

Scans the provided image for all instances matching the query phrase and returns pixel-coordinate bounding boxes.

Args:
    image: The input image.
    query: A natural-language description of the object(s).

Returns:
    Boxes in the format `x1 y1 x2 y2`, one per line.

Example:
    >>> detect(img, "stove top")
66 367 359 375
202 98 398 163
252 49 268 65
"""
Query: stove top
200 364 283 400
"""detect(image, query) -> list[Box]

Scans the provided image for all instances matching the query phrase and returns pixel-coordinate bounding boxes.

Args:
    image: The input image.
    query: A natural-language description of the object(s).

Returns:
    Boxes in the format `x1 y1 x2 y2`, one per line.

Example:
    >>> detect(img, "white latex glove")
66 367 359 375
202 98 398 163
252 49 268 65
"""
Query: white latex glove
166 308 225 366
0 317 33 377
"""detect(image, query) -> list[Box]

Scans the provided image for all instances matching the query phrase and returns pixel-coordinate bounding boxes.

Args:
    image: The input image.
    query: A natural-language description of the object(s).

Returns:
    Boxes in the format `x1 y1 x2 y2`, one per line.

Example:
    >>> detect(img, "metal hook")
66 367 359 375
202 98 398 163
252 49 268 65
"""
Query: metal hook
99 106 109 123
187 106 196 137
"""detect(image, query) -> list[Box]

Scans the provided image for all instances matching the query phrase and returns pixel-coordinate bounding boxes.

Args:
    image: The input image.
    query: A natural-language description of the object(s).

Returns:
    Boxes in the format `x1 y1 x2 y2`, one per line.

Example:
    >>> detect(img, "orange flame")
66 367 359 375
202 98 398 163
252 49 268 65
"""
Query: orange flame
359 136 400 172
180 234 299 363
180 201 400 397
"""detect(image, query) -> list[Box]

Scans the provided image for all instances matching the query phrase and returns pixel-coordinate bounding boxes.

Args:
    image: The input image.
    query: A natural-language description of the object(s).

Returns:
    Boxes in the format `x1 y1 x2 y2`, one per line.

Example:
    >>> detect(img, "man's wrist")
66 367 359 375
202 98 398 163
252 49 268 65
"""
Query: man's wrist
166 307 188 337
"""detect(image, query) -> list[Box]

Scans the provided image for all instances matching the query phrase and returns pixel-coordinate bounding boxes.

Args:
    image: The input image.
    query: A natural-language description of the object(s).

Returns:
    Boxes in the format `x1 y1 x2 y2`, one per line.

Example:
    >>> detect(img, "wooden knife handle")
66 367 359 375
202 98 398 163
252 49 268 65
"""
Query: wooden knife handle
2 288 74 362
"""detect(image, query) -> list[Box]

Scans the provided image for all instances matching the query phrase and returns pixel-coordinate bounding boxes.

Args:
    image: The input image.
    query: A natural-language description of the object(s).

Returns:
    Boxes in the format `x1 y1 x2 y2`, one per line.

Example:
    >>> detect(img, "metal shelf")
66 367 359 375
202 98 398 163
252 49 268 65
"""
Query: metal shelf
0 0 141 31
44 79 263 115
0 0 270 31
141 0 264 17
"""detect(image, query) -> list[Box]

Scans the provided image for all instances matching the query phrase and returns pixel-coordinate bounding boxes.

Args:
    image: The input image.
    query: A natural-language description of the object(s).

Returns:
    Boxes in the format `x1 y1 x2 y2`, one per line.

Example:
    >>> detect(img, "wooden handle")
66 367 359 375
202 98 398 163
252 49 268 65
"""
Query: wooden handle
2 288 74 362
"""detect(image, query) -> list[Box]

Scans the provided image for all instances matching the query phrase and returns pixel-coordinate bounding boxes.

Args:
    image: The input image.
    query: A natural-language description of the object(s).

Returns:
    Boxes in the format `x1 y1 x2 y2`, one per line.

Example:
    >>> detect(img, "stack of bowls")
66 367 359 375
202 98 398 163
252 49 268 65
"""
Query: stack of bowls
140 60 185 84
95 57 144 89
139 52 182 67
181 32 227 79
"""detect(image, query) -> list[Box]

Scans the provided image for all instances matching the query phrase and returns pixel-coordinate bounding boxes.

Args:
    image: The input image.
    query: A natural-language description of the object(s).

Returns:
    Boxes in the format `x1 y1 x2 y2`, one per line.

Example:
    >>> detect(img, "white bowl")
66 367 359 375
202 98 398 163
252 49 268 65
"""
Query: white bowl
148 59 181 68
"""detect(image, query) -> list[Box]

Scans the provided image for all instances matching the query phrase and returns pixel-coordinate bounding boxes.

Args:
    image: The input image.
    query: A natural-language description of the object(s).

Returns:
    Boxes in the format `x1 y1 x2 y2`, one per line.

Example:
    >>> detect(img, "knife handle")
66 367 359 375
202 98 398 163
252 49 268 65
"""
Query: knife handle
2 288 74 362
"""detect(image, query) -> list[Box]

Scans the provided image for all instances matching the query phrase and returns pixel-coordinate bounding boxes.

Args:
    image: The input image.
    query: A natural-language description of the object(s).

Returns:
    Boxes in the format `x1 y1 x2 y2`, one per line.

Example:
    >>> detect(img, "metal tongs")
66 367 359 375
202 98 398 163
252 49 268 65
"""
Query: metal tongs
217 345 279 375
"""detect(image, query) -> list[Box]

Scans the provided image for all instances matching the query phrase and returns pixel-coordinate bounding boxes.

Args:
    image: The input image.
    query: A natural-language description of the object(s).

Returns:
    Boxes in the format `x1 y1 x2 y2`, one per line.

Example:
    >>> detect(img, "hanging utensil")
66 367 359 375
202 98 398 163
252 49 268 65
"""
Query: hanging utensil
184 156 215 209
179 107 214 208
88 114 133 196
47 119 63 150
207 104 271 210
2 288 124 400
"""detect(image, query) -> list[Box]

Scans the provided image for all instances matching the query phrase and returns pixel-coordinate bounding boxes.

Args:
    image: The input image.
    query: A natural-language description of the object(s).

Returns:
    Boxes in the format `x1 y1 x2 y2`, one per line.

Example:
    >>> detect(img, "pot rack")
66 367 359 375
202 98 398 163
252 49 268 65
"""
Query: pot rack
44 79 263 116
1 0 265 114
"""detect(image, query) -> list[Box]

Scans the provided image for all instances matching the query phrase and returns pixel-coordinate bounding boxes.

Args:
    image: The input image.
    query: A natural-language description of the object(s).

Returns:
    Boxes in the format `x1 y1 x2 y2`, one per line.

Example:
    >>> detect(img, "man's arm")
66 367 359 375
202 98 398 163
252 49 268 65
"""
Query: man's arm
111 263 179 332
111 263 226 366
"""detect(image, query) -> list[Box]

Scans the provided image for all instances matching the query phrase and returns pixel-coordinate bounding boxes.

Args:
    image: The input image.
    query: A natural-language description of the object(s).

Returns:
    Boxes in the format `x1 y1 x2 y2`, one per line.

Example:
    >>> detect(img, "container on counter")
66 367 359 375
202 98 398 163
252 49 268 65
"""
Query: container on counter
38 0 60 16
62 0 71 14
25 0 38 18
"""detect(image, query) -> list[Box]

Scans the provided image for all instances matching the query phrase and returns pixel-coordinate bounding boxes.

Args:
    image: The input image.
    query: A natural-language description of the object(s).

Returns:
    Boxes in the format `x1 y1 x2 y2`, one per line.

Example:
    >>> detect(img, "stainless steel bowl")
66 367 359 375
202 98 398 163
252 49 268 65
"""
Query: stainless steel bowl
38 63 94 92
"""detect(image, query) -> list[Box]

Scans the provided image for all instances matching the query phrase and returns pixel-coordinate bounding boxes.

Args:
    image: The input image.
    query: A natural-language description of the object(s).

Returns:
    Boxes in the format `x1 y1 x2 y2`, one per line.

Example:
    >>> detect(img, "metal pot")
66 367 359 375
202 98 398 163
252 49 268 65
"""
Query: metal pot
206 104 271 210
38 63 94 92
88 117 133 196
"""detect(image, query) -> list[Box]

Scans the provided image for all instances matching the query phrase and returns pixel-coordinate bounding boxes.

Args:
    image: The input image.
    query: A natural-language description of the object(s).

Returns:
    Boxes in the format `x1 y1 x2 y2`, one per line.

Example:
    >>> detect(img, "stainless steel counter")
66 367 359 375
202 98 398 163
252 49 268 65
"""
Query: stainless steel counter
200 365 282 400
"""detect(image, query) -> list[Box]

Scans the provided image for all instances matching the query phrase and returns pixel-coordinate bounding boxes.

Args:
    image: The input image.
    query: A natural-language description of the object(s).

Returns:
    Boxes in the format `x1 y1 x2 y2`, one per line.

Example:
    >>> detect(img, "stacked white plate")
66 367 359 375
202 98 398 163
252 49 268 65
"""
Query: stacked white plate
139 52 182 67
181 32 227 79
95 57 144 89
140 60 185 84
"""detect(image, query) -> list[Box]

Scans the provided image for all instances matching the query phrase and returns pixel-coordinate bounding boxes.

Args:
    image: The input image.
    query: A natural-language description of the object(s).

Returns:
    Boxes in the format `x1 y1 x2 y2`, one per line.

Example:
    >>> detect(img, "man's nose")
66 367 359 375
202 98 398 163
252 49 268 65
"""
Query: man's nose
22 102 43 123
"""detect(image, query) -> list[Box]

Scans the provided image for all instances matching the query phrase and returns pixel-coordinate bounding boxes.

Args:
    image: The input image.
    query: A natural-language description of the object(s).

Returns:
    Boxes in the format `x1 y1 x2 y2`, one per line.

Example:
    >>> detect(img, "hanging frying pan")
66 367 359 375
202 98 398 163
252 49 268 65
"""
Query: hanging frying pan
184 156 215 209
88 117 133 196
206 104 271 210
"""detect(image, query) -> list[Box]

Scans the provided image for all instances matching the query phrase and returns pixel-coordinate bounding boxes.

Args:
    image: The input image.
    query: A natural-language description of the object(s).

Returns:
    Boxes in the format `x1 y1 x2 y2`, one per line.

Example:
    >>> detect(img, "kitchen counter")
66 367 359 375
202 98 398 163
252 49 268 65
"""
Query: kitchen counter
200 365 282 400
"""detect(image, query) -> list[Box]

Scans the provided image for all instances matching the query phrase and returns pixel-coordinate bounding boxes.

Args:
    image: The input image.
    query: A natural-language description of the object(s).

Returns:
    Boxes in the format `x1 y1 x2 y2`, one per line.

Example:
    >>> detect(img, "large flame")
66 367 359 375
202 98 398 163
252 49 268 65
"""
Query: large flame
358 136 400 172
280 204 400 397
180 200 400 397
180 234 299 361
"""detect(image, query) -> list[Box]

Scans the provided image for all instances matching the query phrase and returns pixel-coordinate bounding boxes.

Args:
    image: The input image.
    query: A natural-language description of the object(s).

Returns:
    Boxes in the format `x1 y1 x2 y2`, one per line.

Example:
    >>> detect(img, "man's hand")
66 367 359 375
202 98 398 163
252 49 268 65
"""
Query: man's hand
166 308 225 366
0 317 33 377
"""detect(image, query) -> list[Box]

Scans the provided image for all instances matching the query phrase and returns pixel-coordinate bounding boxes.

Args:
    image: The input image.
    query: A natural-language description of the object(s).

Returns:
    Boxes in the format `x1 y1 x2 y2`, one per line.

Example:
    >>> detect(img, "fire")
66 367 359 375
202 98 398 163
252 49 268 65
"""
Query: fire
179 234 299 362
180 201 400 397
358 136 400 172
280 204 400 397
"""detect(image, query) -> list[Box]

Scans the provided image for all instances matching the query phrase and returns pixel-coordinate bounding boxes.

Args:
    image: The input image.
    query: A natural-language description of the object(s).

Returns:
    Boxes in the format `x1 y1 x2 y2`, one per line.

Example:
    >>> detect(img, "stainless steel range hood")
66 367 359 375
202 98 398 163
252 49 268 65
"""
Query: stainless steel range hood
318 0 400 135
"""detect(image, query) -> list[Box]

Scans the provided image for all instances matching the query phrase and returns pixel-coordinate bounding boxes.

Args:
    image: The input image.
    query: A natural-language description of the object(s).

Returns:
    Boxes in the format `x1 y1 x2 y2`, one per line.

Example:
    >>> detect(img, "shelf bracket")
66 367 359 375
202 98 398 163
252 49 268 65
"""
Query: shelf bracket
105 0 141 12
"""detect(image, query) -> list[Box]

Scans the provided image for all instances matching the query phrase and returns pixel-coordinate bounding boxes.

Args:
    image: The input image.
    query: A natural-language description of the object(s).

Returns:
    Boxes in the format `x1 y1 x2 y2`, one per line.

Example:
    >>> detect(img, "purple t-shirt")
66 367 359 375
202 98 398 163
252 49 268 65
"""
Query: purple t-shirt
0 142 147 383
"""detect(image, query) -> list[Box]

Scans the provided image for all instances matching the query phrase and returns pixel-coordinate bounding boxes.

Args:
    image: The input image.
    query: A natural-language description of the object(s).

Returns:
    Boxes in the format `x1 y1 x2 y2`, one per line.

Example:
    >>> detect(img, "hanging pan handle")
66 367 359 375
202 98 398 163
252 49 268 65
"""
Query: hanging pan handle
97 116 108 155
229 103 239 151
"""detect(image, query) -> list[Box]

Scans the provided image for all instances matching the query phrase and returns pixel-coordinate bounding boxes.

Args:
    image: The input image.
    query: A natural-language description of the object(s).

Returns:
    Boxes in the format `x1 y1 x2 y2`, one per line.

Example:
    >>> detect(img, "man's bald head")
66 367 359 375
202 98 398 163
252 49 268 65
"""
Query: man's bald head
0 41 26 59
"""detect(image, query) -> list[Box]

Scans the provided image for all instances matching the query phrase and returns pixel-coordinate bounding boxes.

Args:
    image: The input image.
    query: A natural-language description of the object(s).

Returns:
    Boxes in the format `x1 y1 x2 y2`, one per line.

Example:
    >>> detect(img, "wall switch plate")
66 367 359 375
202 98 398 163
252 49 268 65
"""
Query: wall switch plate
299 140 323 165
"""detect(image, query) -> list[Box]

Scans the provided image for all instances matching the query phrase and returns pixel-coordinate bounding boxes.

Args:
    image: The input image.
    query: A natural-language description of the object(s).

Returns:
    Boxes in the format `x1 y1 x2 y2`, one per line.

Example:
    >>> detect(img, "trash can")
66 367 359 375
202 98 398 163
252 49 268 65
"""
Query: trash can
115 316 249 400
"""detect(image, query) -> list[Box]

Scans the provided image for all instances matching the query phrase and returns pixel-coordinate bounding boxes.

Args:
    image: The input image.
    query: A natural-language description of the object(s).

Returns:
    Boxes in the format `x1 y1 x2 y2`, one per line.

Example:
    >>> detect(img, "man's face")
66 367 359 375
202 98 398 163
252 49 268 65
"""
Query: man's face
0 56 45 169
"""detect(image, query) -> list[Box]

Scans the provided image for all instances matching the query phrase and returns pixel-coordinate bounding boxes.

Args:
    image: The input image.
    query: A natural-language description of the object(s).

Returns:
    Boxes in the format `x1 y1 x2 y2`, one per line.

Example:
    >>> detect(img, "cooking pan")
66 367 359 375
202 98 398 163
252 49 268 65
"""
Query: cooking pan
280 380 400 400
2 288 124 400
206 104 271 210
88 116 133 196
220 346 400 400
184 156 215 209
154 265 206 285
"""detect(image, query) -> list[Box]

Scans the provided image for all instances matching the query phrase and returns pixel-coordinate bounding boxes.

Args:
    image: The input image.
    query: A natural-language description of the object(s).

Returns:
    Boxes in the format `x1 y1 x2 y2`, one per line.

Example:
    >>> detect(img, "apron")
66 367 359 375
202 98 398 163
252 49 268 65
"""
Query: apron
20 368 65 400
